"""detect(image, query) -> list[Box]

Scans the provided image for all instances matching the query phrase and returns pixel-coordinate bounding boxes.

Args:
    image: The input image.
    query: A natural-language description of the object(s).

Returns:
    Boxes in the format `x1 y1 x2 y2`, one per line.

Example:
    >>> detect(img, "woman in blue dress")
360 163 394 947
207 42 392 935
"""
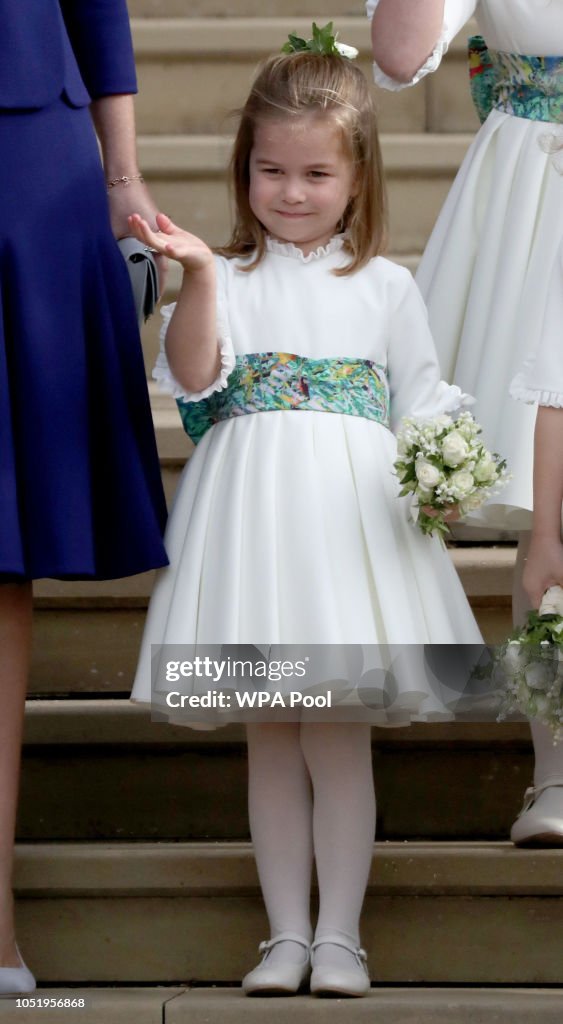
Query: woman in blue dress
0 1 168 992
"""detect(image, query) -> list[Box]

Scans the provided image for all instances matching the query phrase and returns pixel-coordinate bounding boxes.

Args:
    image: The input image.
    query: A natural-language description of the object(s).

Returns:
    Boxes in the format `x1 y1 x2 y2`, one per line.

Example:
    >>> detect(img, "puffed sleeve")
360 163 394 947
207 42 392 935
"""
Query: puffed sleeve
152 256 236 403
59 0 137 97
366 0 477 91
386 266 473 432
510 244 563 408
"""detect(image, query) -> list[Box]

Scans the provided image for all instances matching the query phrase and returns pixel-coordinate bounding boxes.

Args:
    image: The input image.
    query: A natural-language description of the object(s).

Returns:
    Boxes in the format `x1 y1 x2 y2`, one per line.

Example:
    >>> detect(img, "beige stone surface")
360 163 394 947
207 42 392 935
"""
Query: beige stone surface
166 988 563 1023
11 841 563 983
130 1 364 15
0 989 183 1023
176 988 563 1022
19 702 532 840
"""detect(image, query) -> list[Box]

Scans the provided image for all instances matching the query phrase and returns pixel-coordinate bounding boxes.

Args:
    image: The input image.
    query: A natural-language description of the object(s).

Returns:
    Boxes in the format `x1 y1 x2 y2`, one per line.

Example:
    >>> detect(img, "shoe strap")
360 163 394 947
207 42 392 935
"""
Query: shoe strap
258 931 311 955
519 778 563 814
311 934 368 969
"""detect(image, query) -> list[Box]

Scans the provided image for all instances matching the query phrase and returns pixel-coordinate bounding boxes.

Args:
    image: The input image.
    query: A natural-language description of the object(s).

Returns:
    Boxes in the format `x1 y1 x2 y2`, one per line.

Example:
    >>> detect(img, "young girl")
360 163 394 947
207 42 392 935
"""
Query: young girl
130 48 483 997
509 238 563 844
367 0 563 844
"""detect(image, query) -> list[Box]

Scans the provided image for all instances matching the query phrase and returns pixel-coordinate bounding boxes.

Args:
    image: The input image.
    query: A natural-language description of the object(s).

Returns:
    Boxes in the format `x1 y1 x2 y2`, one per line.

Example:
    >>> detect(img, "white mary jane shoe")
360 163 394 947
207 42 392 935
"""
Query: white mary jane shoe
310 934 370 998
242 931 311 996
0 945 36 997
510 780 563 847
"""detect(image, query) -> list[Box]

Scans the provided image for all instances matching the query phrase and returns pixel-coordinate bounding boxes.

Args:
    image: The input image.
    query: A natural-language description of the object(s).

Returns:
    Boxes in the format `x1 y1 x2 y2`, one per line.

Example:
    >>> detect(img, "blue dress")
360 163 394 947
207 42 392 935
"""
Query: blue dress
0 1 167 579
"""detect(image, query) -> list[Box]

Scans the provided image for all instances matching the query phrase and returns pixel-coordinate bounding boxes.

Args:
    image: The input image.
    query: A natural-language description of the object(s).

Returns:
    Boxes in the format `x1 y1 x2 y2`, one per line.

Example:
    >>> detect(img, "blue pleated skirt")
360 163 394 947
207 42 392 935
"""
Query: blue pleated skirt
0 97 168 579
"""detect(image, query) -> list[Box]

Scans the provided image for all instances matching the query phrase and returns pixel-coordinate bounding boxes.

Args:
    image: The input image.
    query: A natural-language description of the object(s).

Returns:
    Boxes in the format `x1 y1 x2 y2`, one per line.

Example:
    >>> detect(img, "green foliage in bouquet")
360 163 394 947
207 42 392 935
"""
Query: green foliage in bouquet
474 605 563 742
394 411 509 541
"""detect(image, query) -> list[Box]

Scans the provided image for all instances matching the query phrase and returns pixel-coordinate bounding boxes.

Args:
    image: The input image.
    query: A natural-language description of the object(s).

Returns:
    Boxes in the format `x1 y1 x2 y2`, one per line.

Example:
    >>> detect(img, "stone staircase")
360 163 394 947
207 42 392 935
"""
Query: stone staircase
8 3 563 1022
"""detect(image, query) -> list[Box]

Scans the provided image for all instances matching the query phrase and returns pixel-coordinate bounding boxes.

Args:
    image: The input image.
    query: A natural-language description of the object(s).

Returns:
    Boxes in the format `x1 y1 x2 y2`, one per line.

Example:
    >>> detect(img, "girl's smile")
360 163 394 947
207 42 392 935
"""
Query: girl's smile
249 115 358 255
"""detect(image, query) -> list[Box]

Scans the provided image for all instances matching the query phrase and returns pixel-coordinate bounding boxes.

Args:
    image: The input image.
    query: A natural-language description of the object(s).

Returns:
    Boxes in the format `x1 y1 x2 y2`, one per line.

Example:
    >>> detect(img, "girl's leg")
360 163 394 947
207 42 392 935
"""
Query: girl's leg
512 533 563 840
0 583 33 967
246 722 314 966
300 722 375 969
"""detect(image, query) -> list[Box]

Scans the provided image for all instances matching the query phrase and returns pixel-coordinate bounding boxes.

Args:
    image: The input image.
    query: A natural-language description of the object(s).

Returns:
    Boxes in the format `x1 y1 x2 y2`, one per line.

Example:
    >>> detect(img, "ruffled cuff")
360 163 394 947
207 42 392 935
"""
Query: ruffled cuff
366 0 450 91
152 302 236 403
510 372 563 408
411 383 475 422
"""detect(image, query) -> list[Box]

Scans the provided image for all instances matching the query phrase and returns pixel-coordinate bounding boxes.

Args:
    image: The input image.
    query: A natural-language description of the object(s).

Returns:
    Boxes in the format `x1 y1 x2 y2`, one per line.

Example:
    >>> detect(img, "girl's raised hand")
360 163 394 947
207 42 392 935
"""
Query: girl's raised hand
128 212 214 273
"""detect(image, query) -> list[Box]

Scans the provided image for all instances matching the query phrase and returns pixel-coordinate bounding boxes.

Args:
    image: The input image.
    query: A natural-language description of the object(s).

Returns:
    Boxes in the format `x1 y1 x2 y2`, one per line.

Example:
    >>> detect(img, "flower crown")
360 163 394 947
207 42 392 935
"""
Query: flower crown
282 22 358 61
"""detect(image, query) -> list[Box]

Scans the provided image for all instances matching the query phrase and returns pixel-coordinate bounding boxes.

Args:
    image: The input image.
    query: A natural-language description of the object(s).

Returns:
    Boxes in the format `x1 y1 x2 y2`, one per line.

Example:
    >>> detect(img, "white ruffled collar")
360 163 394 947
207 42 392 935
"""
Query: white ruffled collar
265 234 346 262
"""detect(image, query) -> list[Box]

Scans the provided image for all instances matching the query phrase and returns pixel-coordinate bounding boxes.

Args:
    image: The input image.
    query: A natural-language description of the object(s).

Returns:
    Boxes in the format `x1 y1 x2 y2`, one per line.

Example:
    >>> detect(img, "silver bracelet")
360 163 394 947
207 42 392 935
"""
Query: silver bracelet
106 173 144 192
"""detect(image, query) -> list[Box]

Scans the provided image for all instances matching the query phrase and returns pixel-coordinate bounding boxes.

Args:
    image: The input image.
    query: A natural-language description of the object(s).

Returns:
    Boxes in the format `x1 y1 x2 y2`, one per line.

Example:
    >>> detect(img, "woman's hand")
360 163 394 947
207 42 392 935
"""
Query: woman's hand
128 212 214 274
107 179 169 297
523 535 563 610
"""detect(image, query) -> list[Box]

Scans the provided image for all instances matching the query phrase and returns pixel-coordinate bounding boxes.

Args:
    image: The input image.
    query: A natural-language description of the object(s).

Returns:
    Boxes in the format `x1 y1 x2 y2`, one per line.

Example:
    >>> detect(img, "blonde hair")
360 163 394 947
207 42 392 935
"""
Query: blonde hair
216 51 387 276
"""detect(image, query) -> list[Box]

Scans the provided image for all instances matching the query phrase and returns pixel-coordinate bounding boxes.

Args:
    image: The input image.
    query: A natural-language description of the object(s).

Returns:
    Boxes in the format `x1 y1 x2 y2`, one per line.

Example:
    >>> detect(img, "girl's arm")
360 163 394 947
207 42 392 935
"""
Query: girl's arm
367 0 476 86
523 407 563 609
129 213 220 394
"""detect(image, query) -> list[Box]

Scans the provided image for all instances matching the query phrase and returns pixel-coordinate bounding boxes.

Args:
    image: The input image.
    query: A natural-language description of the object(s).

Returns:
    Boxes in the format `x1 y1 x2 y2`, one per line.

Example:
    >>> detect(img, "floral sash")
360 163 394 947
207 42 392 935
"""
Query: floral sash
468 34 563 125
177 352 389 445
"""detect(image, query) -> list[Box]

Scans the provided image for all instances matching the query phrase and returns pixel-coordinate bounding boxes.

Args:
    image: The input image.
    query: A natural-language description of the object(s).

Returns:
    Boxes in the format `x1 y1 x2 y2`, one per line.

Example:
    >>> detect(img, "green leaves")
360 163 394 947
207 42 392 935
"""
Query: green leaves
282 22 339 57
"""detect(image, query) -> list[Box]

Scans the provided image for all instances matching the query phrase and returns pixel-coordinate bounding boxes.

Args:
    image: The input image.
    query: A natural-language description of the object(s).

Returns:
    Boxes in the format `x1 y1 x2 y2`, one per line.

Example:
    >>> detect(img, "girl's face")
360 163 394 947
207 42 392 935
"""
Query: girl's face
249 114 359 255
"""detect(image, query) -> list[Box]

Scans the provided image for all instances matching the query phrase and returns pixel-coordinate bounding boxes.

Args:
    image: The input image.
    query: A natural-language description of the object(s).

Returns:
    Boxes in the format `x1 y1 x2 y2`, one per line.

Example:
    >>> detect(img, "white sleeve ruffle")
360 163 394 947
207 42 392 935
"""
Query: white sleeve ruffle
152 301 236 404
366 0 474 91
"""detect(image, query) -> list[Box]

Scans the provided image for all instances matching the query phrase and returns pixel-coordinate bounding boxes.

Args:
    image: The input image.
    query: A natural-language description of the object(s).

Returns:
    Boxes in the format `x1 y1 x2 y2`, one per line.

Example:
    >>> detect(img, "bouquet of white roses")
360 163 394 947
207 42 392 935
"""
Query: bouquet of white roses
493 586 563 743
394 411 509 539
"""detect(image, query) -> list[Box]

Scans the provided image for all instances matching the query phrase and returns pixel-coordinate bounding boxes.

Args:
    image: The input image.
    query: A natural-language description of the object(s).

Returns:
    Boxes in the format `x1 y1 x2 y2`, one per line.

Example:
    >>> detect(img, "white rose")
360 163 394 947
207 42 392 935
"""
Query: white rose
473 453 498 484
442 431 470 466
449 469 475 499
415 460 441 490
335 42 359 58
539 585 563 617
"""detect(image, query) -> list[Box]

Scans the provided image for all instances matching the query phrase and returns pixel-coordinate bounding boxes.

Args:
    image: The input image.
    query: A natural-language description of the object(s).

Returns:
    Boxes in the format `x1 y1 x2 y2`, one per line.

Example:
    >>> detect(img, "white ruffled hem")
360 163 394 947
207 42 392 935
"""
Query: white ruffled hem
152 302 236 403
510 374 562 408
366 0 450 91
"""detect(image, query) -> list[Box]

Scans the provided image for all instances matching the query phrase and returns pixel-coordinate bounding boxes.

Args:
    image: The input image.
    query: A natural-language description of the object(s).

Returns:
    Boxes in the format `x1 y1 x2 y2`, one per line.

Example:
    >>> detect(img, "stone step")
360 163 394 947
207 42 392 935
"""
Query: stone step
32 541 515 608
130 18 478 136
0 989 183 1023
13 842 563 984
129 1 375 17
5 988 563 1024
19 700 531 840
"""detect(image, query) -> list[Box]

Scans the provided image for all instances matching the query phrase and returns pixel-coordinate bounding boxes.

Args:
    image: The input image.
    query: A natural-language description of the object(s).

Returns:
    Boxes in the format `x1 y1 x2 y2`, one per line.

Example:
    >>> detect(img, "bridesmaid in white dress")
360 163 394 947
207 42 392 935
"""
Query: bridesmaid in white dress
510 240 563 843
367 0 563 844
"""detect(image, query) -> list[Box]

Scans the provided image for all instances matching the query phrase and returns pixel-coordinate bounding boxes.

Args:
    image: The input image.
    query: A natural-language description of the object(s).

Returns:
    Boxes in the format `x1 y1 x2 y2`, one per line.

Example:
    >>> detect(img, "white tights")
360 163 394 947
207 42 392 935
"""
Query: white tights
246 722 375 969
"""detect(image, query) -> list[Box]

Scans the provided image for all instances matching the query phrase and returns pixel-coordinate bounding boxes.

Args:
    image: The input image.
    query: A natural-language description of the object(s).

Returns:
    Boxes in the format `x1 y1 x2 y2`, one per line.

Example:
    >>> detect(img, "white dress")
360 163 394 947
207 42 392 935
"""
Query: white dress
368 0 563 529
511 241 563 407
131 238 483 726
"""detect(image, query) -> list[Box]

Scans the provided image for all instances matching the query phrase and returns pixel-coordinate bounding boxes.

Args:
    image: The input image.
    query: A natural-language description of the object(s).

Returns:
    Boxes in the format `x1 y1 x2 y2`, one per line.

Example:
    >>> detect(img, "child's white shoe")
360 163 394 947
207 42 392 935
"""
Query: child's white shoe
0 945 36 997
510 780 563 846
242 931 311 996
310 934 370 997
